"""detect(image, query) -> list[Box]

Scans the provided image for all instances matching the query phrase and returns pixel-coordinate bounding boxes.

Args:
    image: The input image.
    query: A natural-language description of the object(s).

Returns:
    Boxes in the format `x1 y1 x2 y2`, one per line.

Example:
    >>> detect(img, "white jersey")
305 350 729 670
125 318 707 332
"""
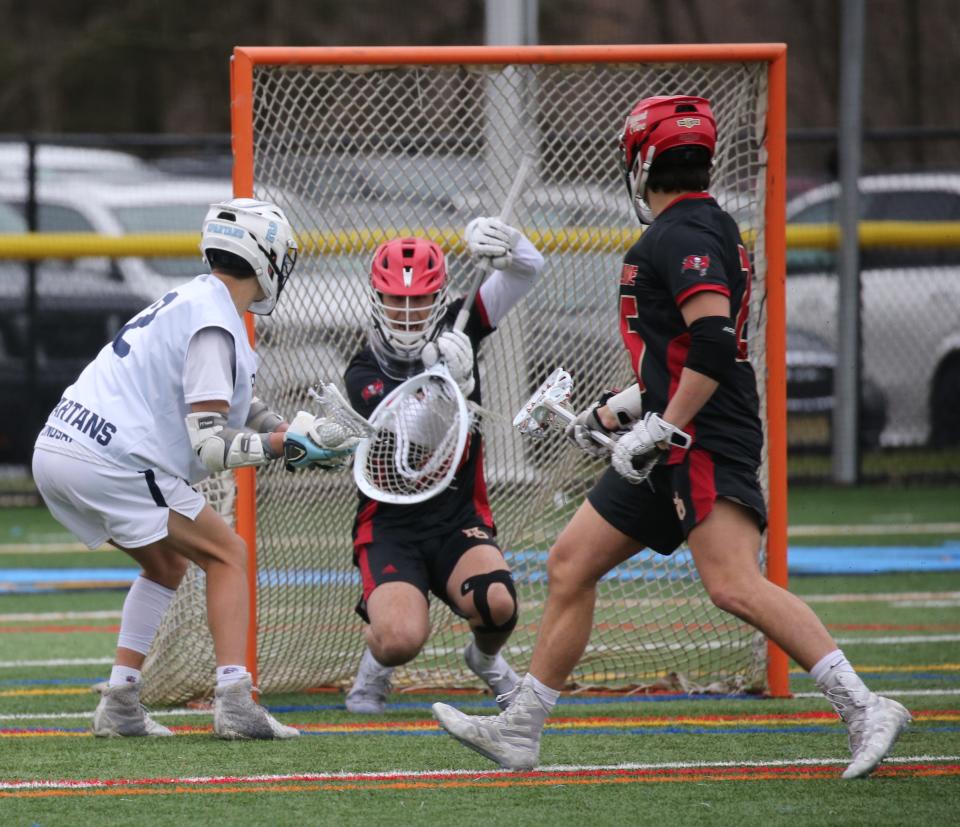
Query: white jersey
34 274 258 484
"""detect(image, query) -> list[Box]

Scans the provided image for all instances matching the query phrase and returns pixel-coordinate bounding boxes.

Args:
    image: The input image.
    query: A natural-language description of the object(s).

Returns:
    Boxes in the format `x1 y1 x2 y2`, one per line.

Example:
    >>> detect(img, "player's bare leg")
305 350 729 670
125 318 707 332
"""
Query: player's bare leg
687 499 836 669
92 546 187 737
689 498 910 778
433 500 638 767
160 506 297 738
346 583 430 713
528 500 640 687
447 544 520 705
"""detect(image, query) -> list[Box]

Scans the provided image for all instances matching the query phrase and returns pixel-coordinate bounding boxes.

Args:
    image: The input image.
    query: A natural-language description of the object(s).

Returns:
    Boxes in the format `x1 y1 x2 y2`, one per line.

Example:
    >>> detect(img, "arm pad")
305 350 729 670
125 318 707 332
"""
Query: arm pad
246 396 284 432
185 411 279 473
685 316 737 382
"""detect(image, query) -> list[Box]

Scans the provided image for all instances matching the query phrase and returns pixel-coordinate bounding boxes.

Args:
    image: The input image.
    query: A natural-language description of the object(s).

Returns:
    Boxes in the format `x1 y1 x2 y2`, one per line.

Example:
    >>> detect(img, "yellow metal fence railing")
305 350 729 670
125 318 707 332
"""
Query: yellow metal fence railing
1 221 959 260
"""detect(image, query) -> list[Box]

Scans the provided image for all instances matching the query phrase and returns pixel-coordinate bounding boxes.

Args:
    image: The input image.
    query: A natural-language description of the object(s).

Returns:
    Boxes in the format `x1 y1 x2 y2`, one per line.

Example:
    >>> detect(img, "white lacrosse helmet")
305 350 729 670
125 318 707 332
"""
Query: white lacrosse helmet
367 236 448 378
200 197 298 315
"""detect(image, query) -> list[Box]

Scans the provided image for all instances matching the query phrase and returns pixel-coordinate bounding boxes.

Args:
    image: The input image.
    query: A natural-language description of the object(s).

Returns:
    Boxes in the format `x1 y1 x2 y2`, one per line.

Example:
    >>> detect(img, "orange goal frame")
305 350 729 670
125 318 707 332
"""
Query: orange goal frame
229 43 790 698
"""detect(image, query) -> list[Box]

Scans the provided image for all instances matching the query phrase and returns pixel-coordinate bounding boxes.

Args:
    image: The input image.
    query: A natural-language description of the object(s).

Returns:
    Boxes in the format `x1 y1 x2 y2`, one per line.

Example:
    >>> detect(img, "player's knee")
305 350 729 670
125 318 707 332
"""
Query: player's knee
371 627 425 666
192 532 246 573
704 579 754 620
546 537 596 593
461 570 518 634
141 553 189 588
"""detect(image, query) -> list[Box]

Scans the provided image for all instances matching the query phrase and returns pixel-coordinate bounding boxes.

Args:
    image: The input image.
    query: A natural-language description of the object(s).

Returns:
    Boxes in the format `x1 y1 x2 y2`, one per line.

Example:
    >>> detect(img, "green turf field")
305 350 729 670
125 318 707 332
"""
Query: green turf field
1 486 958 825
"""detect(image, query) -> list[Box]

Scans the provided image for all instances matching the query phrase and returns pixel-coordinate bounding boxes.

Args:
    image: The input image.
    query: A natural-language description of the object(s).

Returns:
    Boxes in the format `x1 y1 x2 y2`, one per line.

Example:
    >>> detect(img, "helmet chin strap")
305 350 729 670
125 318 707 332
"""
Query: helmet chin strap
630 146 658 225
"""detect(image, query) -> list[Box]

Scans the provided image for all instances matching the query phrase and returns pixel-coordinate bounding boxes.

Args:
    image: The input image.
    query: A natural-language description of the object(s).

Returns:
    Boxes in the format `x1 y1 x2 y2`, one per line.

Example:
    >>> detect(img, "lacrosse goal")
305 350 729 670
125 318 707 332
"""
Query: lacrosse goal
142 44 788 705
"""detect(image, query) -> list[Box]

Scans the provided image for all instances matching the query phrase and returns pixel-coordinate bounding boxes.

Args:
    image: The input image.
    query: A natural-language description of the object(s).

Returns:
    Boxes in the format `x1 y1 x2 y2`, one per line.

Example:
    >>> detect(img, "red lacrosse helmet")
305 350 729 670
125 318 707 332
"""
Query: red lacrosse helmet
367 237 449 376
619 95 717 224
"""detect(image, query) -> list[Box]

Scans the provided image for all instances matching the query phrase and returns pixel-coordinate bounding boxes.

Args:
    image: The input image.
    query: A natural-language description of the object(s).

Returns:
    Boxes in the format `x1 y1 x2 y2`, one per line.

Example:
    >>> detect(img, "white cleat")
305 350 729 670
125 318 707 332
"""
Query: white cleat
841 694 912 779
92 682 173 737
213 676 299 740
345 648 395 714
432 678 547 770
464 641 520 710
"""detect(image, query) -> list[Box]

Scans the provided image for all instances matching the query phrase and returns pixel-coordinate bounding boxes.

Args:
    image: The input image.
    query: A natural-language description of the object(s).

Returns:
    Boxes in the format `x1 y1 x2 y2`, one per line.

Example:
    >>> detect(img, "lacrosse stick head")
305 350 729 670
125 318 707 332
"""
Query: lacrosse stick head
307 382 375 442
353 363 471 505
512 367 575 438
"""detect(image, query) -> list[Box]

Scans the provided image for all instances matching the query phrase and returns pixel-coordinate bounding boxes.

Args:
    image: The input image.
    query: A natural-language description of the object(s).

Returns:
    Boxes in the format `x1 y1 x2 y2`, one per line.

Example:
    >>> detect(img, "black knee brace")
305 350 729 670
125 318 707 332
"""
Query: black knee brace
460 570 518 634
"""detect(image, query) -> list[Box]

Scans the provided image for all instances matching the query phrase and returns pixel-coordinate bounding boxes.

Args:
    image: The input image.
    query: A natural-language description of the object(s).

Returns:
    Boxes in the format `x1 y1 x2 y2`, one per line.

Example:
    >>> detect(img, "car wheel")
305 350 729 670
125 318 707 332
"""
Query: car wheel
930 353 960 447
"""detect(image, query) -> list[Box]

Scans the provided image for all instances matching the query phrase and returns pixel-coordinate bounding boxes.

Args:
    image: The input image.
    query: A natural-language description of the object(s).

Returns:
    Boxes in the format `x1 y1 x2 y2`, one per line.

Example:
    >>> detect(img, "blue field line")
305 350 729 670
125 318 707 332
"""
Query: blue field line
2 540 958 592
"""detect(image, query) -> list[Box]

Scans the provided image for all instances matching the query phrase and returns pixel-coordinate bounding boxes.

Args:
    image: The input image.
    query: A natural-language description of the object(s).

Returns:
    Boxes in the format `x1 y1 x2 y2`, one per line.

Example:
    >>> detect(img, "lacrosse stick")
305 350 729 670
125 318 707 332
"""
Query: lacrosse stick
354 151 536 505
512 367 616 451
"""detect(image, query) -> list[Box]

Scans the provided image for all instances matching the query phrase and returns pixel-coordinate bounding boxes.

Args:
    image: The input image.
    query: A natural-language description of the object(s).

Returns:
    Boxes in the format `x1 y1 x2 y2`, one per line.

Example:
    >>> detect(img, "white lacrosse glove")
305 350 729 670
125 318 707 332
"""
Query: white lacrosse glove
611 413 692 484
283 411 359 471
421 330 476 396
564 400 615 459
465 216 522 271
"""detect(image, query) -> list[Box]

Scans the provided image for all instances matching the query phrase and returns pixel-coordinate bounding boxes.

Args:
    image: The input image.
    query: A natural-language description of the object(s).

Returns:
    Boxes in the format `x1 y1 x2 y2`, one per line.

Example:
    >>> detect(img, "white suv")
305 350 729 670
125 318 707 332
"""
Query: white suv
785 174 960 447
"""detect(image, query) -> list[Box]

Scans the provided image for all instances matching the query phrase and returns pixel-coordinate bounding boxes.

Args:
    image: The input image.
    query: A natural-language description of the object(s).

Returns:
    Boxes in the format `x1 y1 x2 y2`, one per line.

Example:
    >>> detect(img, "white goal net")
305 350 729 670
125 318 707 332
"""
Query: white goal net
143 49 780 705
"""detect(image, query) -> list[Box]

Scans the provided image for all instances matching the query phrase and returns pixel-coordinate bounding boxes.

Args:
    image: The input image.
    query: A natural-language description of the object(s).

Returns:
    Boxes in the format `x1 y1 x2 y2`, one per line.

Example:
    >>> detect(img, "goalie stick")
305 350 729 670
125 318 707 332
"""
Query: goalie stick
354 151 536 505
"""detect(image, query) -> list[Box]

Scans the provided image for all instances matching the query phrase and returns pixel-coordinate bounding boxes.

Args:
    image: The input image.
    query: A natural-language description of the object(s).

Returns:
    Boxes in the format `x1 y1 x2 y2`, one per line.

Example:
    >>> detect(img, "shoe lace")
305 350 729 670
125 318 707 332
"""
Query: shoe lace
494 682 522 709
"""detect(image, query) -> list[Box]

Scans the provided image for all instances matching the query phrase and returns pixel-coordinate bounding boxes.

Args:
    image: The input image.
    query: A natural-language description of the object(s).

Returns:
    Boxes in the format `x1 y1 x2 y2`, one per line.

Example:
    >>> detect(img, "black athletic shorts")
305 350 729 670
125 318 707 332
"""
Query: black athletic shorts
587 447 767 555
353 520 503 622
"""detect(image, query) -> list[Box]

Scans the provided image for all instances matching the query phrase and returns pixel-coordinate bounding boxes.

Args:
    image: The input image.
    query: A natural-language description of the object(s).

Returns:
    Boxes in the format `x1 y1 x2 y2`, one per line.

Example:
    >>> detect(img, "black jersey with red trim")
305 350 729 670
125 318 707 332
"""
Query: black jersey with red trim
619 193 763 465
345 296 496 541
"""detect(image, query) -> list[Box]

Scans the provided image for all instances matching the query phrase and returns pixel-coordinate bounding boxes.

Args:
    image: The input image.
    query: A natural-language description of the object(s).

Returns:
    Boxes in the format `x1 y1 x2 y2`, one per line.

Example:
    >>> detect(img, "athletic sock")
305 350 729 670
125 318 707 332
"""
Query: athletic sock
216 665 251 687
467 641 499 670
811 648 872 716
524 673 560 711
117 575 177 656
109 665 142 687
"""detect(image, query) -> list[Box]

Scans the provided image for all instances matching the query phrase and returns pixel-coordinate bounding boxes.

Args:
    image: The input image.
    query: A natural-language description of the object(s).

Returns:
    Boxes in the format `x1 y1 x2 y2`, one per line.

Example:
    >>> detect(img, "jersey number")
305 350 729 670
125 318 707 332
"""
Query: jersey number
618 295 647 390
112 292 178 357
734 245 752 361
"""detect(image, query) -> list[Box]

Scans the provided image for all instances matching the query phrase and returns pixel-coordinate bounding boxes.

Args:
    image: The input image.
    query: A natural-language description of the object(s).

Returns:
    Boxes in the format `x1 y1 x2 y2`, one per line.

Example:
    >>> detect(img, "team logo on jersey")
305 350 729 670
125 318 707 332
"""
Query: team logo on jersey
676 117 702 128
620 263 639 285
681 254 711 277
462 527 489 540
361 379 385 402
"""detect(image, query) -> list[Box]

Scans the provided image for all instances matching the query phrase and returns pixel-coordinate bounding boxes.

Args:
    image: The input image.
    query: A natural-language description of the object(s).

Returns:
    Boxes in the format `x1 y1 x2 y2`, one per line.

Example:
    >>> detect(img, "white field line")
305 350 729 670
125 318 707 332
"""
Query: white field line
788 522 960 537
0 708 205 721
833 634 960 645
794 688 960 698
0 610 121 621
802 591 960 603
0 657 113 669
1 520 958 554
0 755 957 790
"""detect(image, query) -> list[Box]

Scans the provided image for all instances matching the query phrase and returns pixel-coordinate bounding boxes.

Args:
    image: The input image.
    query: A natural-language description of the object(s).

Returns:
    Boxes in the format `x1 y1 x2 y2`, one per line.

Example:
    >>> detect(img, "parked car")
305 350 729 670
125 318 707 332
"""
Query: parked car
0 142 157 184
786 174 960 446
786 327 886 450
0 175 234 301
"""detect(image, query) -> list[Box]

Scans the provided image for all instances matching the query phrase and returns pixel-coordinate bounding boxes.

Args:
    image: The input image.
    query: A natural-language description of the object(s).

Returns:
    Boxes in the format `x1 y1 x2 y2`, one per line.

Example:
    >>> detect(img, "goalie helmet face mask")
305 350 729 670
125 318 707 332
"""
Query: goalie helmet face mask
200 197 299 315
619 95 717 224
367 236 448 379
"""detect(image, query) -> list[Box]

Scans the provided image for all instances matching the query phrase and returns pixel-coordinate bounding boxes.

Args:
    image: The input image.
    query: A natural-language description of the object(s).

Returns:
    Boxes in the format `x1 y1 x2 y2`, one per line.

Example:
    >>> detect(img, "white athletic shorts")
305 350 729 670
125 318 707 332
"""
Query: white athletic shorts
32 447 206 550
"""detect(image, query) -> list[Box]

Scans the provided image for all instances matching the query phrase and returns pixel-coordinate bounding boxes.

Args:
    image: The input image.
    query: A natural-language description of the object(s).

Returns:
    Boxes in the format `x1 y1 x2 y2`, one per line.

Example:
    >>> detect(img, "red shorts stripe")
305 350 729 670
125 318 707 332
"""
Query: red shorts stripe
355 546 377 602
689 449 717 524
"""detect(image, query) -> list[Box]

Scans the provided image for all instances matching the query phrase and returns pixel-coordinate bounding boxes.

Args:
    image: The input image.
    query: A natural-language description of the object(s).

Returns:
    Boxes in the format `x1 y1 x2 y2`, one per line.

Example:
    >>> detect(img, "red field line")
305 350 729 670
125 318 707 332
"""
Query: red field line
3 762 957 799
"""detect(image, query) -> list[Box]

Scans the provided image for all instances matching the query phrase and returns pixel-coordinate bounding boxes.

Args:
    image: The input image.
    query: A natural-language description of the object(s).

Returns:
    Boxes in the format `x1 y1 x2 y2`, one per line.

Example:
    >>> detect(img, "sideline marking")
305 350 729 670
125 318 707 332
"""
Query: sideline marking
0 657 113 669
1 756 957 797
